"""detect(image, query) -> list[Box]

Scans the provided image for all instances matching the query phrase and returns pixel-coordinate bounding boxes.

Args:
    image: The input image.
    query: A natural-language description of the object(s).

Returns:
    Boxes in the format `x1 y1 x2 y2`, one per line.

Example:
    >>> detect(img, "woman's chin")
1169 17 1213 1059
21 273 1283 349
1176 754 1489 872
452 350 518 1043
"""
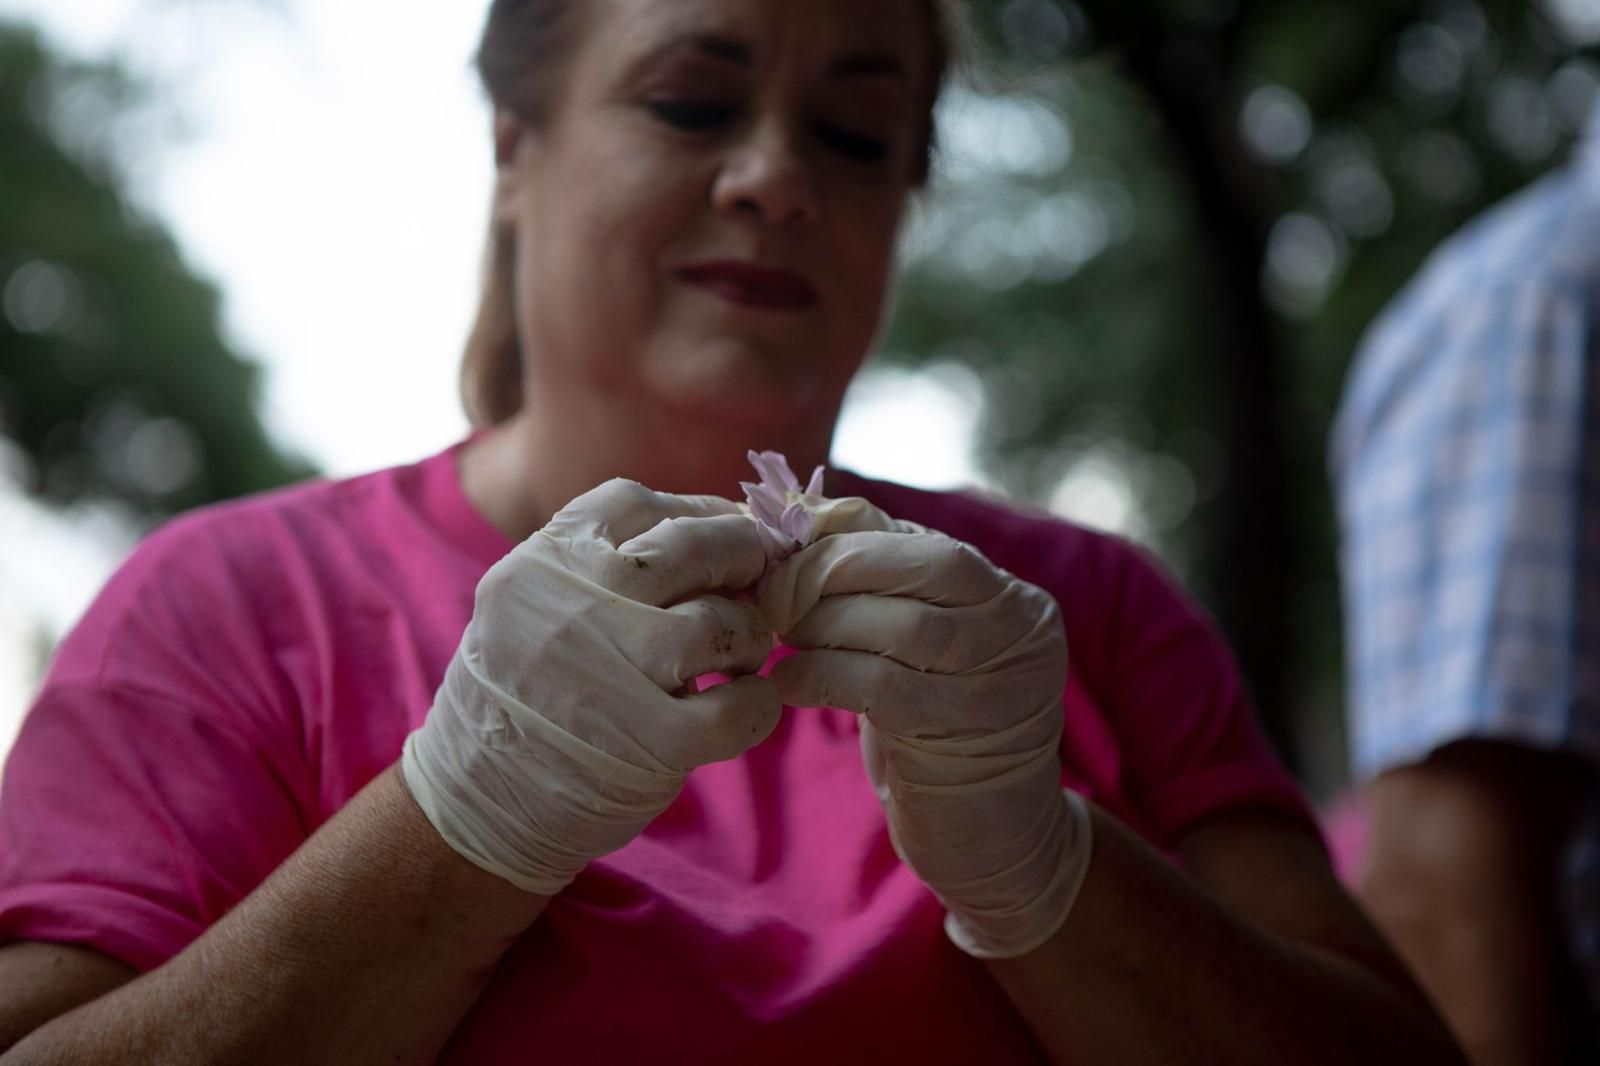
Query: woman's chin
643 348 829 433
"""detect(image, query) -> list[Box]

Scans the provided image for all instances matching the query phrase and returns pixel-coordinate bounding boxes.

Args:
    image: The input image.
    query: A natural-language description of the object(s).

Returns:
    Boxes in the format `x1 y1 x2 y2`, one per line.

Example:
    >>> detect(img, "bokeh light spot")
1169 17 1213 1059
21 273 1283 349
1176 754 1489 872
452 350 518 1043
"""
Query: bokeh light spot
1240 85 1312 166
1264 213 1345 317
3 260 73 336
1544 0 1600 46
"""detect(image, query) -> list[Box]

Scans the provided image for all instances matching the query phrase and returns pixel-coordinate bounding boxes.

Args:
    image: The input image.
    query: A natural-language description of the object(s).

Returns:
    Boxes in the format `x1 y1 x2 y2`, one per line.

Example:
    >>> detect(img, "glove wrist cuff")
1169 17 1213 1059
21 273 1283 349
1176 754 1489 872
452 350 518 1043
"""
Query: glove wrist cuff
401 724 585 896
942 788 1094 959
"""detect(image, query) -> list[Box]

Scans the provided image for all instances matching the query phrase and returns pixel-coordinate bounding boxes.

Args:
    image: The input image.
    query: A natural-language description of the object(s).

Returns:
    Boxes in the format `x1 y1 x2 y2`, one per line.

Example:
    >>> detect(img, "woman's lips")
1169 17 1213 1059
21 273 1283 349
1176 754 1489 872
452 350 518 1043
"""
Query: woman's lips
674 261 819 311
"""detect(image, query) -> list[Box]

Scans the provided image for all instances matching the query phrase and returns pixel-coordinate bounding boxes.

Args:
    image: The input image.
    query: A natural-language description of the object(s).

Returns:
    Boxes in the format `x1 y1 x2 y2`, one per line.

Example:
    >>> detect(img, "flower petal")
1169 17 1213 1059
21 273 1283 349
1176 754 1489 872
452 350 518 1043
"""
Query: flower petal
779 501 817 545
752 520 794 561
747 449 801 493
805 465 825 496
742 483 787 529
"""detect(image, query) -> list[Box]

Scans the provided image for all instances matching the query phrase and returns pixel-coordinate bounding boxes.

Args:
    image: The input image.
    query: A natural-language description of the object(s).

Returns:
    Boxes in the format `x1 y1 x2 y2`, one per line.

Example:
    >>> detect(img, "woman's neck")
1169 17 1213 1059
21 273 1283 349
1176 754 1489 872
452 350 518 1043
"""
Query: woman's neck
459 401 836 544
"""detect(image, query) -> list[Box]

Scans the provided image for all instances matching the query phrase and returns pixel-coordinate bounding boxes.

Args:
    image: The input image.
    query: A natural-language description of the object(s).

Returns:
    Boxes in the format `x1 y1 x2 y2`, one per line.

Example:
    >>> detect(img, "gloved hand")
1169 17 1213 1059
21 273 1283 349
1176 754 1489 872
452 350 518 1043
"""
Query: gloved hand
402 478 780 896
759 514 1093 959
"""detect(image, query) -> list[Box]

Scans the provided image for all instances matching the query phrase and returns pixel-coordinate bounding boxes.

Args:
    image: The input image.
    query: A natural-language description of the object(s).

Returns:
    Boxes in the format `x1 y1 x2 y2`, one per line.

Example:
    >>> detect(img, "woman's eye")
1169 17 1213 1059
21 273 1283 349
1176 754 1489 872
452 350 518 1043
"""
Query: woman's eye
648 100 738 131
816 122 888 163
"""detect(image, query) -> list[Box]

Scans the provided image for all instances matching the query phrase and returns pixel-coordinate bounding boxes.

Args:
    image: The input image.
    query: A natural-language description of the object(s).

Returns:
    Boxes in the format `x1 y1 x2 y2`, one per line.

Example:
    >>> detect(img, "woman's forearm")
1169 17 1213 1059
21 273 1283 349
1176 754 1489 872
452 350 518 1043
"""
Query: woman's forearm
3 765 549 1066
986 805 1465 1066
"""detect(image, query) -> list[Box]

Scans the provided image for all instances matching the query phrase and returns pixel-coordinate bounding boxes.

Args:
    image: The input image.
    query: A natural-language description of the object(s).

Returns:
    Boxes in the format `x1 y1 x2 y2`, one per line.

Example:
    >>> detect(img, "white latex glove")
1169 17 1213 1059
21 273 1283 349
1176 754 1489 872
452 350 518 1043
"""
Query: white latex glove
402 478 779 896
759 516 1093 959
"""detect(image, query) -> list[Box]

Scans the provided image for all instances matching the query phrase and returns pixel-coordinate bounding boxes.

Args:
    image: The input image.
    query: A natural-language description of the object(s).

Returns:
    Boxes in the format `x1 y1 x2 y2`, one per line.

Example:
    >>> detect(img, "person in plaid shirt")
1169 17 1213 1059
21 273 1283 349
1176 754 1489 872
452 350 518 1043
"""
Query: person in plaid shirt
1331 104 1600 1064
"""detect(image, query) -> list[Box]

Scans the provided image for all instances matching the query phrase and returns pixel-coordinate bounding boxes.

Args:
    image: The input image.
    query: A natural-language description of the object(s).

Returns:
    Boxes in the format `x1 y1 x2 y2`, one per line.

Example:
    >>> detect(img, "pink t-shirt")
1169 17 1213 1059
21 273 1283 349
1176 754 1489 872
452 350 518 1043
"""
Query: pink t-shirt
0 442 1315 1062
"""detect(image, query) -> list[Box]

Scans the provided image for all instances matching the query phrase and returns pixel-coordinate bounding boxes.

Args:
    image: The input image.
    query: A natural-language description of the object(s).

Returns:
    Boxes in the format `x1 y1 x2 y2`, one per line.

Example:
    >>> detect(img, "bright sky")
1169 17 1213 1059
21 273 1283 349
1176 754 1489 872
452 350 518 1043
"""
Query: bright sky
7 0 508 475
0 0 1013 755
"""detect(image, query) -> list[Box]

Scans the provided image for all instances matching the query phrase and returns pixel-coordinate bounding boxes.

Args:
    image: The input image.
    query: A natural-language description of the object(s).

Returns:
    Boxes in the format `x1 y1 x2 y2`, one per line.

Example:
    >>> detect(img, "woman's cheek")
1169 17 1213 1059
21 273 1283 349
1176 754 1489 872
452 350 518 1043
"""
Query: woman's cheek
845 211 902 313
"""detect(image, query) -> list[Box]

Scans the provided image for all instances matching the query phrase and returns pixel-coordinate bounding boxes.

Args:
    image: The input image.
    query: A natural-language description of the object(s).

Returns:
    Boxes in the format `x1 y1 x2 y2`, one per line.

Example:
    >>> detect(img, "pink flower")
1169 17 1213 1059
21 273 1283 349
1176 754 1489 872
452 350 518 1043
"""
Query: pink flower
741 450 827 561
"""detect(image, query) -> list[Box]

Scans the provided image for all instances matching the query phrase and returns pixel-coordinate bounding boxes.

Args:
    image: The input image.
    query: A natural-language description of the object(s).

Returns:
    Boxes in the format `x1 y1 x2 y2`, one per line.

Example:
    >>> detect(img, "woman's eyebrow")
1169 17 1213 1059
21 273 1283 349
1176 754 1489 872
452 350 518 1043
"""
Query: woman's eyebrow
631 32 753 75
624 35 903 82
687 33 752 64
829 51 906 80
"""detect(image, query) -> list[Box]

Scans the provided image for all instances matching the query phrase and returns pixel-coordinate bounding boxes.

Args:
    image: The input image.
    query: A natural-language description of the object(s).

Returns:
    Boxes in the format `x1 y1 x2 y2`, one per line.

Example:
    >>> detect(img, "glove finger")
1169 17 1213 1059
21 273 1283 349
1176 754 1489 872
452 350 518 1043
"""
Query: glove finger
771 647 1063 745
546 478 744 546
781 590 1037 675
805 495 927 538
606 513 769 605
769 647 948 731
859 718 893 807
656 674 783 770
760 530 1008 633
620 595 774 690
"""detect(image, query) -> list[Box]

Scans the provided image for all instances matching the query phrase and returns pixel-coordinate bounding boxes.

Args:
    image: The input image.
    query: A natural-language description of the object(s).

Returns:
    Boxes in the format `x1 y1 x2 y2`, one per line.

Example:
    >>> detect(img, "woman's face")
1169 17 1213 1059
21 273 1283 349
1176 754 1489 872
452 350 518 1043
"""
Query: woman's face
496 0 932 434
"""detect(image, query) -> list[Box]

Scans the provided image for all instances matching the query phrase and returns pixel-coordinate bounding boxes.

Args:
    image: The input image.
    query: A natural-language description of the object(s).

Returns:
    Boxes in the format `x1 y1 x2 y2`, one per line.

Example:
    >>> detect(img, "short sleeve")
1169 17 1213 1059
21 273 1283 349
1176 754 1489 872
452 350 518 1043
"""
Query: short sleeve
0 683 309 972
0 510 316 973
1087 539 1319 848
1333 272 1600 777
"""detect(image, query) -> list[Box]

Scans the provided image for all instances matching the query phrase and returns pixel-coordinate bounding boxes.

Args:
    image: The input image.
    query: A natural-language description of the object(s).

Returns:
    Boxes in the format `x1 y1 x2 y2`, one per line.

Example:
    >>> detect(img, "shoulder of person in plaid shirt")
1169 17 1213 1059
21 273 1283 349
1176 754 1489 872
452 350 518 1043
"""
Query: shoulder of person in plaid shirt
1330 107 1600 779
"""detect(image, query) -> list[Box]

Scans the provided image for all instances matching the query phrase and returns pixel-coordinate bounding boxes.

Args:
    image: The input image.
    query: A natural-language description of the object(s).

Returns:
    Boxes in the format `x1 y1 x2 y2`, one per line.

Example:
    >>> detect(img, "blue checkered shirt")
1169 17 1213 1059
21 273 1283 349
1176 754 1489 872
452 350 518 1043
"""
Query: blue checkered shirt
1331 110 1600 1022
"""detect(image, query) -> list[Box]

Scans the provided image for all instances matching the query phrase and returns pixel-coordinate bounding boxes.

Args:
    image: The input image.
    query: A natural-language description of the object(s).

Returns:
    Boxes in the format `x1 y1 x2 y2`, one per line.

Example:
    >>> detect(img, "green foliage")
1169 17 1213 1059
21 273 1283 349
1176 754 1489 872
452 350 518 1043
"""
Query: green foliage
886 0 1597 784
0 20 313 523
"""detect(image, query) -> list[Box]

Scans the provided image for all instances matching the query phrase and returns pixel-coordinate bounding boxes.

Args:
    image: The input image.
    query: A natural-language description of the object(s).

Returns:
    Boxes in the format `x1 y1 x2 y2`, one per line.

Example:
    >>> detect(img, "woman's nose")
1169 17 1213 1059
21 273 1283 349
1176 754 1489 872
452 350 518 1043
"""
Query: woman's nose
711 122 823 227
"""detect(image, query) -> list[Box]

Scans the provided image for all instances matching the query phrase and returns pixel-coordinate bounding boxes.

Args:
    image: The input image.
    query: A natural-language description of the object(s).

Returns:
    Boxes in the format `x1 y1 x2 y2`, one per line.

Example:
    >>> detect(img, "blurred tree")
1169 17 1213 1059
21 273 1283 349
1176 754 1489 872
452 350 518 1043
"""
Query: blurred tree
886 0 1599 787
0 20 312 525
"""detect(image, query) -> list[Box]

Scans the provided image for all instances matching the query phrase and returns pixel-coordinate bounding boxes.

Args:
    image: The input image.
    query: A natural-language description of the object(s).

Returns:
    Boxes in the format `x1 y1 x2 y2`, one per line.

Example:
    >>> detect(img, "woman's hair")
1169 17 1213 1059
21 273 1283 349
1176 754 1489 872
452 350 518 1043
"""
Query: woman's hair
459 0 962 427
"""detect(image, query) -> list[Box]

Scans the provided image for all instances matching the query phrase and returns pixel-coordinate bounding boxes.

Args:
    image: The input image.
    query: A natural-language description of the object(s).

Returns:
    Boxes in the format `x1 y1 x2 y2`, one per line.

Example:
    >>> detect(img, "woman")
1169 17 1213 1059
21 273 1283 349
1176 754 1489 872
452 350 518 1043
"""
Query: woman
0 0 1462 1062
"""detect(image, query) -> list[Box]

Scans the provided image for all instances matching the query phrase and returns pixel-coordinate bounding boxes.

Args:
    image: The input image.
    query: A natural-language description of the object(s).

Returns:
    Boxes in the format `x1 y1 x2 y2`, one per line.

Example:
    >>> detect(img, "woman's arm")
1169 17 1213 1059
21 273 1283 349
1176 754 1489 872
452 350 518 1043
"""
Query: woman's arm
0 944 138 1048
1 765 550 1065
987 805 1465 1066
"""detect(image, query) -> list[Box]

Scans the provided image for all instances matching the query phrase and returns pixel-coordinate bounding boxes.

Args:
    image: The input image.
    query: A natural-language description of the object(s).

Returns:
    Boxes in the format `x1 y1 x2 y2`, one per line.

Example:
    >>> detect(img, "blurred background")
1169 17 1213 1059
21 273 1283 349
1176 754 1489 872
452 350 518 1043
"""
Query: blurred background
2 0 1597 797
